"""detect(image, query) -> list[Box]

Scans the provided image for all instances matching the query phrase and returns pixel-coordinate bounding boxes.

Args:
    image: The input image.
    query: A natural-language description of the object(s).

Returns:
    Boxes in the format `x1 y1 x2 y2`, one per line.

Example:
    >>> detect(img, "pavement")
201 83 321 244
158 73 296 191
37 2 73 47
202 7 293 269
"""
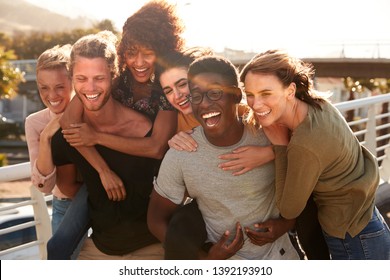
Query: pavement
0 179 31 201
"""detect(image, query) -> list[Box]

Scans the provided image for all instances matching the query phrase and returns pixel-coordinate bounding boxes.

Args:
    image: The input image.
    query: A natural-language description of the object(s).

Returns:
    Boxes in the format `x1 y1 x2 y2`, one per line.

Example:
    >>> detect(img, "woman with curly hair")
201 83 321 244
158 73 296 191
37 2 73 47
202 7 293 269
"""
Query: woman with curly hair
49 0 186 259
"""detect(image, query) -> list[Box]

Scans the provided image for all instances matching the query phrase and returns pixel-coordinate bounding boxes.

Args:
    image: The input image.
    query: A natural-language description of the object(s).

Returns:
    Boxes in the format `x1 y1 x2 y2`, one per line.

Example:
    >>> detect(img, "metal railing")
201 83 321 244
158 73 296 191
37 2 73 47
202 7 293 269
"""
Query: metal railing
0 185 52 260
0 93 389 259
334 93 390 178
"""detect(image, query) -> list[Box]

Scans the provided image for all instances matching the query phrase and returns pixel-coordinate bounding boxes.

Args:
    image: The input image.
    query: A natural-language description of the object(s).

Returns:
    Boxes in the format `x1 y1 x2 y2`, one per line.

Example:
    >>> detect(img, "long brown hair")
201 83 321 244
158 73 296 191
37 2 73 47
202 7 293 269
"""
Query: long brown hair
241 49 325 107
240 49 327 127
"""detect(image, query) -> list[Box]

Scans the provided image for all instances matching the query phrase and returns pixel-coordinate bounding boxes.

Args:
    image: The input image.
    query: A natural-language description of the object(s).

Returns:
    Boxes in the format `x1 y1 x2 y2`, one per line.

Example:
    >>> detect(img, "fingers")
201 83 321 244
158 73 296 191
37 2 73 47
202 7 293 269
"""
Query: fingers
106 189 113 200
232 146 249 153
218 154 241 170
219 223 244 250
230 222 244 248
218 153 239 161
232 167 251 176
217 230 231 247
168 137 196 152
167 139 184 151
168 131 198 152
218 157 252 176
106 185 126 201
245 225 274 246
62 134 83 146
218 162 242 170
62 128 78 135
118 184 127 200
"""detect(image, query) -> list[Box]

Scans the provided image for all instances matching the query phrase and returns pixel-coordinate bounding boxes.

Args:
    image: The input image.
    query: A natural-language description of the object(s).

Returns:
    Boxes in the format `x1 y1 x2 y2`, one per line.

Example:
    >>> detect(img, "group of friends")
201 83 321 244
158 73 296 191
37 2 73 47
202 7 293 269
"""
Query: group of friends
25 0 390 260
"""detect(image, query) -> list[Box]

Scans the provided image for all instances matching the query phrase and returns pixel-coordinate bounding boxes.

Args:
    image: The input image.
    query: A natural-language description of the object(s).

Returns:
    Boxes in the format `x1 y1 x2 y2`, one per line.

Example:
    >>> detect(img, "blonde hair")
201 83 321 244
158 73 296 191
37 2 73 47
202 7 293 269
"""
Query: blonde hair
36 44 71 75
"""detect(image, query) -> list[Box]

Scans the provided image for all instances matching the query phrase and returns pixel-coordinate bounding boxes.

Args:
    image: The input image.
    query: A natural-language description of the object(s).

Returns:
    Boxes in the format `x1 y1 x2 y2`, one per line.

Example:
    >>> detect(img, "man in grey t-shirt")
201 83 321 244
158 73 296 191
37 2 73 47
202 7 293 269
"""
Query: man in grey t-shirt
147 56 299 260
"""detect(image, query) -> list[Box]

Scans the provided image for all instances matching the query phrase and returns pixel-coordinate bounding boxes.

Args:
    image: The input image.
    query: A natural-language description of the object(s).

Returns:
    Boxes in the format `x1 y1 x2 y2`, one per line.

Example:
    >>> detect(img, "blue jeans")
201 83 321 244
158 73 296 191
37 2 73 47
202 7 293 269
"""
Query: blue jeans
51 197 72 234
47 184 90 260
323 207 390 259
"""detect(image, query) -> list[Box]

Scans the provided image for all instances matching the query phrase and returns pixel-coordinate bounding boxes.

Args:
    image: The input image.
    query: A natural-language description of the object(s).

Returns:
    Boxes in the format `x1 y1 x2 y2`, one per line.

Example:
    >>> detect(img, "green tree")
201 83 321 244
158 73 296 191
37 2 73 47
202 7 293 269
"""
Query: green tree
93 19 118 33
8 20 119 59
0 46 25 99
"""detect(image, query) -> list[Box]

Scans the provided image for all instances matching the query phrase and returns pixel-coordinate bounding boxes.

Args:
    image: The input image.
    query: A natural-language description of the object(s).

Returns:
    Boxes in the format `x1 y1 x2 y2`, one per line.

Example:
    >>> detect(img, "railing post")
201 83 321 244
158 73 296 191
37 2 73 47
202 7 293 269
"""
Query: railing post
0 162 31 182
30 185 52 260
365 104 377 156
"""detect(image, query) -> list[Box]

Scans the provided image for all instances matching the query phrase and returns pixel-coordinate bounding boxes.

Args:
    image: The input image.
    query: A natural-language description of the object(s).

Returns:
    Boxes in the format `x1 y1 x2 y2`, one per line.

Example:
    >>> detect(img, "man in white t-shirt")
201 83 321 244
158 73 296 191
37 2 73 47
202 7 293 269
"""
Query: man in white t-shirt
147 56 299 260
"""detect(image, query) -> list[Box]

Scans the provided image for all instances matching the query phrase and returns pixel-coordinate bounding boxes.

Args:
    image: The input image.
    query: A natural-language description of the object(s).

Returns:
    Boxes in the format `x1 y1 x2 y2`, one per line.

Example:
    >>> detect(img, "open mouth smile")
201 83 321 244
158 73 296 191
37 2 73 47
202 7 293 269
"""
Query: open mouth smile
49 100 61 107
202 111 221 127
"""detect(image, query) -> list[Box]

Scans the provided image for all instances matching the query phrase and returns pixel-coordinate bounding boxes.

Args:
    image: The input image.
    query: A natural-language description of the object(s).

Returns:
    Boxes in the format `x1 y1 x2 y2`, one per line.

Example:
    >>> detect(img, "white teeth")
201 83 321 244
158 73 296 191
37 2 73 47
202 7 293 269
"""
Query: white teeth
49 100 60 106
256 110 271 117
86 94 99 100
202 112 221 119
135 68 147 73
178 99 189 106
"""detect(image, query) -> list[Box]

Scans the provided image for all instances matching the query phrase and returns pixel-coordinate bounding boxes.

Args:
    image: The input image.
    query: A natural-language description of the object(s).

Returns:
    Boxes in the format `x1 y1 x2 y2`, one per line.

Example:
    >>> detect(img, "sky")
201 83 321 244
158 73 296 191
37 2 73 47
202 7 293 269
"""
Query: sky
24 0 390 58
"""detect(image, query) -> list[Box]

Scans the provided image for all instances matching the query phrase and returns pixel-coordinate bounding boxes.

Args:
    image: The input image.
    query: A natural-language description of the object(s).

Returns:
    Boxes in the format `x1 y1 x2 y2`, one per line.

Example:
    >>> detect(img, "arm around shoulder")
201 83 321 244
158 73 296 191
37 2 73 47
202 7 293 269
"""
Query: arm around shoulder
59 97 84 129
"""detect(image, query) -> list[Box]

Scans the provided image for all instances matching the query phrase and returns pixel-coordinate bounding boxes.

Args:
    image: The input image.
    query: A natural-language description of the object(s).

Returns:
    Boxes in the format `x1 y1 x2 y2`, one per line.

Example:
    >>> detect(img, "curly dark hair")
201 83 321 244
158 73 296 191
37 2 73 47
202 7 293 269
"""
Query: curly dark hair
117 0 185 72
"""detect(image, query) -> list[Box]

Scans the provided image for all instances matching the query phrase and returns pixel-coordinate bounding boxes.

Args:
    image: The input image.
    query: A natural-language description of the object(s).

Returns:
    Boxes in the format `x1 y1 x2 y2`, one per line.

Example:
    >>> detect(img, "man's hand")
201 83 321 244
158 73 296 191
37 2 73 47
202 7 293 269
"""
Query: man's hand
99 168 126 201
245 217 295 246
205 222 244 259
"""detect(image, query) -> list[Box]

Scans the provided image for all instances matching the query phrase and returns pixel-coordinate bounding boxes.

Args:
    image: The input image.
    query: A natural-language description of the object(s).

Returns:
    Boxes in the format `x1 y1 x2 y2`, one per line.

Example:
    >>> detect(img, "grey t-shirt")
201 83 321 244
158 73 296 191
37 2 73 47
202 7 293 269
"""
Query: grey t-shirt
155 126 299 260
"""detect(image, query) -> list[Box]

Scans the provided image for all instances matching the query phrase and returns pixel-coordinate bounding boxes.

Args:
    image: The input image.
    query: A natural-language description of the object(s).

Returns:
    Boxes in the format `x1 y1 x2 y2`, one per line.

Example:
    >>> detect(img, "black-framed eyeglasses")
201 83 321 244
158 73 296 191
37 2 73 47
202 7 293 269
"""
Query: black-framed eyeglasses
188 86 239 105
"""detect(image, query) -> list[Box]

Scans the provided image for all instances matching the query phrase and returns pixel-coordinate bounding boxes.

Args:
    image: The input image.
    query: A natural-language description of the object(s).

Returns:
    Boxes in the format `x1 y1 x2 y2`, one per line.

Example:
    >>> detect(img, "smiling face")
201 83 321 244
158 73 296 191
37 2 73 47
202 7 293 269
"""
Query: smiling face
36 67 72 115
190 72 241 145
124 46 157 84
72 56 112 112
160 66 192 115
244 71 295 127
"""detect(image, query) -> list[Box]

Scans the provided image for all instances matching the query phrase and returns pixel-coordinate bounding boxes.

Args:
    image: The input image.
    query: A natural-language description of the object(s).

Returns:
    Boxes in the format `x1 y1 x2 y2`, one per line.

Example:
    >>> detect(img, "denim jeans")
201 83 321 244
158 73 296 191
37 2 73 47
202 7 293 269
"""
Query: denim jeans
323 207 390 260
47 184 90 260
51 197 72 234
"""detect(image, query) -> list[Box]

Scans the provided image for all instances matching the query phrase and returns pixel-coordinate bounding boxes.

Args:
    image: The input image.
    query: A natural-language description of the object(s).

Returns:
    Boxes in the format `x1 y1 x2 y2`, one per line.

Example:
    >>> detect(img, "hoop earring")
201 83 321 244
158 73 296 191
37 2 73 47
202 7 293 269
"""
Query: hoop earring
150 72 155 83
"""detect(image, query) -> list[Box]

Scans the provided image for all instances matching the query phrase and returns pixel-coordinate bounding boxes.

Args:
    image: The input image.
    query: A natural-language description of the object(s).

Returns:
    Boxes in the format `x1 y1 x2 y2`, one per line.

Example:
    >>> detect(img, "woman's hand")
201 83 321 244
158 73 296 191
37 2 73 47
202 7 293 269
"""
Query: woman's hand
62 123 98 147
168 129 197 152
218 145 274 176
40 116 61 141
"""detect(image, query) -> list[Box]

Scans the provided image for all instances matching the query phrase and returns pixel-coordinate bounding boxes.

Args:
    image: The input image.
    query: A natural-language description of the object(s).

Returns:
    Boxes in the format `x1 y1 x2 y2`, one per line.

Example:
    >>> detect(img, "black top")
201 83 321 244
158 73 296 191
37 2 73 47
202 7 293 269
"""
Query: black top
51 128 160 255
113 70 174 121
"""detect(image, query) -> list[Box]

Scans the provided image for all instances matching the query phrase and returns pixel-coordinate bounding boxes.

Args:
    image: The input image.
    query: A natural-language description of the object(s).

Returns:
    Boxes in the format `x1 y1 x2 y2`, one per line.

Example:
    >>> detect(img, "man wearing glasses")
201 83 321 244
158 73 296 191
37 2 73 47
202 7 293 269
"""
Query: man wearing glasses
147 56 299 260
